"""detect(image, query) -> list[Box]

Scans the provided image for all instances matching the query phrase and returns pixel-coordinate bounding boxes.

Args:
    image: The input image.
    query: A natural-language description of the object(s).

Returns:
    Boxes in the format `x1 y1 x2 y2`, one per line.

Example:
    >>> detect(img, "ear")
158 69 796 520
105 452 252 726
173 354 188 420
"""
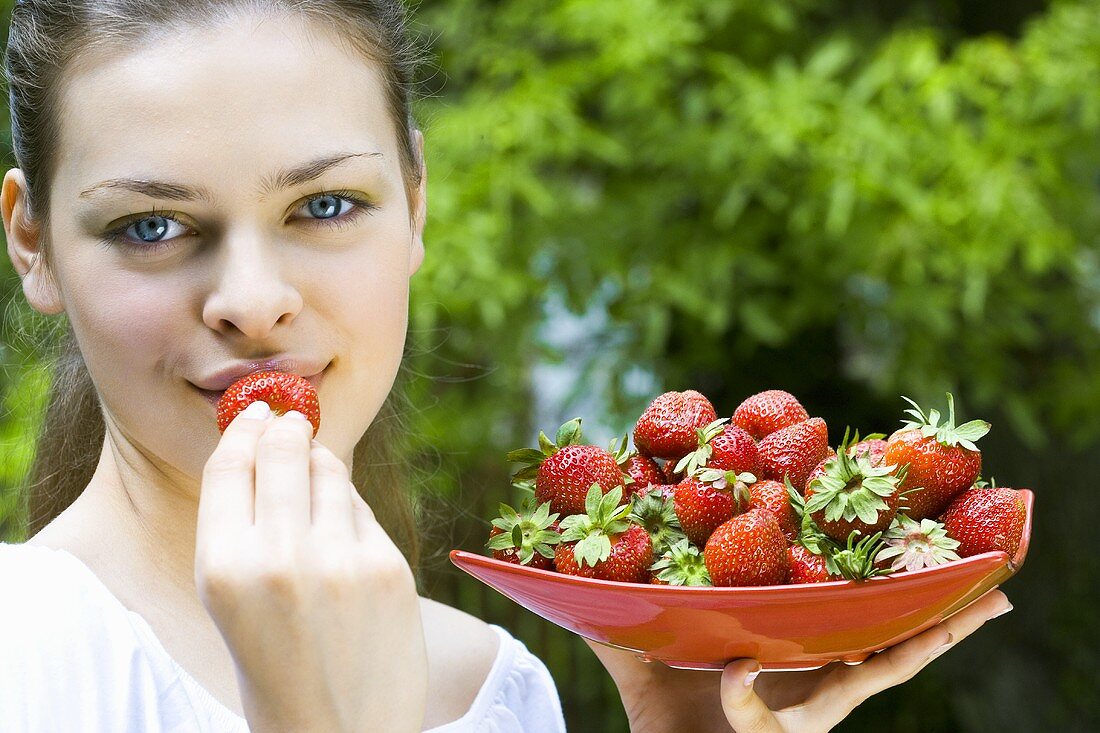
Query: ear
3 169 64 315
409 129 426 276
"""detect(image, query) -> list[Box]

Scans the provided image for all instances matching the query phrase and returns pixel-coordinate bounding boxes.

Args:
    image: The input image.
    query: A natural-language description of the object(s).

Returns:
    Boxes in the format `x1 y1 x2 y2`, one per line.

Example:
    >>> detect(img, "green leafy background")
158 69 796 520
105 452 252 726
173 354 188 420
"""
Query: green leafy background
2 0 1097 729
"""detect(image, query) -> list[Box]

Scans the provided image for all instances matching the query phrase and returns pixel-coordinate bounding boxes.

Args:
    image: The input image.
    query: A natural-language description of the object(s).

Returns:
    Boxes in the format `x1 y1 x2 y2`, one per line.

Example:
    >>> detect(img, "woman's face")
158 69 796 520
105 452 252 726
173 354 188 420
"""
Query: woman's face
7 14 425 482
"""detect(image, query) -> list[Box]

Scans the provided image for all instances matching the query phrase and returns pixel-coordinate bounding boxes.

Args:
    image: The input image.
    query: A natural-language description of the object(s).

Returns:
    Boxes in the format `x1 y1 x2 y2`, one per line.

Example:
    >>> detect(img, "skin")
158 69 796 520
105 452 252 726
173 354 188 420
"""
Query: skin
0 7 1015 732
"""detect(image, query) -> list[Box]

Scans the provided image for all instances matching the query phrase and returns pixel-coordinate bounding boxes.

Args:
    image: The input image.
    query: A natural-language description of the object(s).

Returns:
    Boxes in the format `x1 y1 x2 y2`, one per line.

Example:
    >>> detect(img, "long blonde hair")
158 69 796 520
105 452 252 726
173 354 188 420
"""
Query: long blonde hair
4 0 428 571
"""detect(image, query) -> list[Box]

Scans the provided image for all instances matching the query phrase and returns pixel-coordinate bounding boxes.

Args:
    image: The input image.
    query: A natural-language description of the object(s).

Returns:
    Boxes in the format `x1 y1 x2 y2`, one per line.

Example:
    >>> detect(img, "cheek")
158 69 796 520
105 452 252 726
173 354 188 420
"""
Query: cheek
324 212 414 339
326 243 411 363
64 264 183 381
312 235 412 434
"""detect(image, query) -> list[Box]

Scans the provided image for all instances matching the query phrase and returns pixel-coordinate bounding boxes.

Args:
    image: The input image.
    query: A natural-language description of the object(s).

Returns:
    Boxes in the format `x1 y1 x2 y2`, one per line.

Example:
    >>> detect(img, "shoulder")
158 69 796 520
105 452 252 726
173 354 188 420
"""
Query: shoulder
419 596 502 728
0 543 174 729
0 541 143 658
0 541 95 623
418 596 566 732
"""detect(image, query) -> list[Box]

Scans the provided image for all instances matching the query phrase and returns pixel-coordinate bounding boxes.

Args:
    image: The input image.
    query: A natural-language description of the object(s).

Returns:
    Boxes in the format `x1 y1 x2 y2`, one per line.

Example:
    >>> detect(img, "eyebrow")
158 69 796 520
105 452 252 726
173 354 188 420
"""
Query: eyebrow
77 151 384 203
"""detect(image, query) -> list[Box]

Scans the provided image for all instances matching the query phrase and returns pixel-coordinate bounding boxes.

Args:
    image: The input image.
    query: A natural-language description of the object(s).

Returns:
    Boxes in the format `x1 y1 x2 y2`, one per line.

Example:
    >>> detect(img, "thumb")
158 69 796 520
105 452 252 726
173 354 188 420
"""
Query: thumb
721 660 781 733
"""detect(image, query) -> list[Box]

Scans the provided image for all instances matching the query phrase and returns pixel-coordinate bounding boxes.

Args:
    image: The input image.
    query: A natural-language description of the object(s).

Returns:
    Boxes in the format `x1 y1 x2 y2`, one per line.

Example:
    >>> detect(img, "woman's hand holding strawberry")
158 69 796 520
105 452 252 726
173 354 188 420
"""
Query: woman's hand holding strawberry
197 385 428 733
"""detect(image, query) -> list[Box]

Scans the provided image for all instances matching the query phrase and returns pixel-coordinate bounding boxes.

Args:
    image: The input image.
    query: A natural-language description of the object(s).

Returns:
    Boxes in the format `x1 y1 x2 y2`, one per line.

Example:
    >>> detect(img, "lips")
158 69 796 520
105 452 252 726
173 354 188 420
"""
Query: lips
191 361 329 407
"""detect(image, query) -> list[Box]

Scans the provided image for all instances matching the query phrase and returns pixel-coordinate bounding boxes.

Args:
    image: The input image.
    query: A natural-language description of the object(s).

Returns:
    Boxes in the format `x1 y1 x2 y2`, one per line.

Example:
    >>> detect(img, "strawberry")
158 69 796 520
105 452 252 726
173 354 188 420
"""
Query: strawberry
649 538 712 586
873 514 960 573
672 469 753 547
486 501 562 570
661 459 684 485
850 438 888 466
805 432 887 492
633 390 718 460
758 417 830 489
803 428 904 543
217 370 320 436
748 479 800 542
704 509 789 587
883 393 990 520
940 487 1026 558
555 486 653 583
674 418 760 478
732 389 809 440
628 486 688 556
787 544 839 584
507 419 628 517
805 454 831 493
608 435 665 498
625 455 665 495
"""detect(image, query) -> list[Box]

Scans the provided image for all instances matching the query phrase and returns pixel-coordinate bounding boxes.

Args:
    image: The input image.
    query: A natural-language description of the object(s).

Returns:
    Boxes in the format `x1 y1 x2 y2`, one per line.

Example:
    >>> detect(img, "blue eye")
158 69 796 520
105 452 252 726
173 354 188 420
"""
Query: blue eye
98 190 378 254
306 193 349 219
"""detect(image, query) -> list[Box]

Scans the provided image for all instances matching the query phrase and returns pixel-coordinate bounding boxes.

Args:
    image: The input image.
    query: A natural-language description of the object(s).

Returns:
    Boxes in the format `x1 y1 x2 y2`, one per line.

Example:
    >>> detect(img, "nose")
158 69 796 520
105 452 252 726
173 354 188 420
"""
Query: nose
201 226 303 339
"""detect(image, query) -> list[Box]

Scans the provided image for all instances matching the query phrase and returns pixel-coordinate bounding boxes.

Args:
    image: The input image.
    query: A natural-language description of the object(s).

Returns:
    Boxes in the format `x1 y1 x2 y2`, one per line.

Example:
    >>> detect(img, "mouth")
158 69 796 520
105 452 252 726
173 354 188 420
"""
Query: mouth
192 365 328 408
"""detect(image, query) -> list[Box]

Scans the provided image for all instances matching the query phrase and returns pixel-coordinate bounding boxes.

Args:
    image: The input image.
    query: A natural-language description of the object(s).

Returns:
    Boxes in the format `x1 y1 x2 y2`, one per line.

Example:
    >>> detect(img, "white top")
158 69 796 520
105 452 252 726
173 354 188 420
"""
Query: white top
0 542 566 732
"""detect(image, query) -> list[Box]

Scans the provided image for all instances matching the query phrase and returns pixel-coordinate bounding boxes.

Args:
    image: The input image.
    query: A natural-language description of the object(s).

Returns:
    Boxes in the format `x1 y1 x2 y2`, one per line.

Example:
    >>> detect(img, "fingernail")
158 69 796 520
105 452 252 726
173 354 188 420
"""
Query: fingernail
239 401 271 420
744 662 762 687
284 410 308 421
988 603 1013 621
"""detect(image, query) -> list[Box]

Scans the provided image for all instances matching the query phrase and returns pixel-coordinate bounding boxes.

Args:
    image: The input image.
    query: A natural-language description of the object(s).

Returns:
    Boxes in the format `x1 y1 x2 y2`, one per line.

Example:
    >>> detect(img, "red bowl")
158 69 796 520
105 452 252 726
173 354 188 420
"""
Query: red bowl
450 489 1033 671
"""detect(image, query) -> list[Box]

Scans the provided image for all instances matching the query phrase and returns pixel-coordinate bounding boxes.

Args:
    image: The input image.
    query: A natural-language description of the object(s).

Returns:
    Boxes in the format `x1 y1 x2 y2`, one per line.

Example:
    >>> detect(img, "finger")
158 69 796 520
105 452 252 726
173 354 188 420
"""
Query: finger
198 400 273 544
349 484 377 539
348 484 390 546
253 411 314 534
818 587 1012 719
309 438 356 541
721 659 784 733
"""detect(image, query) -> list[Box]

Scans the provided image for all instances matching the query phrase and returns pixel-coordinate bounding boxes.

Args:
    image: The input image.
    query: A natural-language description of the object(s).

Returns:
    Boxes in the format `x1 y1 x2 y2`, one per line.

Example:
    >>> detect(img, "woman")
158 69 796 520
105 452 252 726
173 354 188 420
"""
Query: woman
0 1 1011 731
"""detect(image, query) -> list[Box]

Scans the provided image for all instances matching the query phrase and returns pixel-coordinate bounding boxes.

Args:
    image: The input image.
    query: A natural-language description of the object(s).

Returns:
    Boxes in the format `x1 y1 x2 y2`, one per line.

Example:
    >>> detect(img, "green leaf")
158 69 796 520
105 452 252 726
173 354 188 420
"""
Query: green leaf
556 419 584 448
506 448 546 465
575 533 612 568
584 484 603 516
538 431 556 456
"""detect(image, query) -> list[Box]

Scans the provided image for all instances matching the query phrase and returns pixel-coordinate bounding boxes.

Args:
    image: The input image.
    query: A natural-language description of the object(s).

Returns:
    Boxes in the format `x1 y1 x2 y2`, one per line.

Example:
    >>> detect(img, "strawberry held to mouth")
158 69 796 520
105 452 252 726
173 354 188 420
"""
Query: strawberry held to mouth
216 370 320 436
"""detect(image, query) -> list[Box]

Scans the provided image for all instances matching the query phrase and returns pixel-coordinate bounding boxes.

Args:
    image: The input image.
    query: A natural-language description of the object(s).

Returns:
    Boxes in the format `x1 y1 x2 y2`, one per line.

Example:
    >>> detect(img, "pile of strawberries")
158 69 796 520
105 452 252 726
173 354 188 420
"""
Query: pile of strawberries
486 389 1028 587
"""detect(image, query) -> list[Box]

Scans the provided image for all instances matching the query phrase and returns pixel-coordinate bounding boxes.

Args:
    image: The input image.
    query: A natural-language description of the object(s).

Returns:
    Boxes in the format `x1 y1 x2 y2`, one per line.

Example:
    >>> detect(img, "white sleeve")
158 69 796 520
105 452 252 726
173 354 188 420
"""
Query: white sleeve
0 545 209 733
423 623 566 733
476 626 567 733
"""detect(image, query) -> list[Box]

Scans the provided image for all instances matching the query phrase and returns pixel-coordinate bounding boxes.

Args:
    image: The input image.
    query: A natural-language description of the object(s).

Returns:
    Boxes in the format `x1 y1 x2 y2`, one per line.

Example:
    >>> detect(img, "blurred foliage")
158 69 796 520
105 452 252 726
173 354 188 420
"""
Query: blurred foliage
409 0 1100 463
2 0 1098 730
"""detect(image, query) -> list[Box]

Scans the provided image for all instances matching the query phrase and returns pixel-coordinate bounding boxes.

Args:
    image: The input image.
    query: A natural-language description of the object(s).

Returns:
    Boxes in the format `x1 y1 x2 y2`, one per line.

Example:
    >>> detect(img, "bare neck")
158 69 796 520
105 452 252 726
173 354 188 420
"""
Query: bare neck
27 429 206 619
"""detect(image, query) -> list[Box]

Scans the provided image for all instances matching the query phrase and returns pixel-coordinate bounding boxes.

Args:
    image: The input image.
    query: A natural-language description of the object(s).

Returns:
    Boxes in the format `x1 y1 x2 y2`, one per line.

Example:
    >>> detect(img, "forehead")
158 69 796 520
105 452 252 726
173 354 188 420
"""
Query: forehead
51 13 400 201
